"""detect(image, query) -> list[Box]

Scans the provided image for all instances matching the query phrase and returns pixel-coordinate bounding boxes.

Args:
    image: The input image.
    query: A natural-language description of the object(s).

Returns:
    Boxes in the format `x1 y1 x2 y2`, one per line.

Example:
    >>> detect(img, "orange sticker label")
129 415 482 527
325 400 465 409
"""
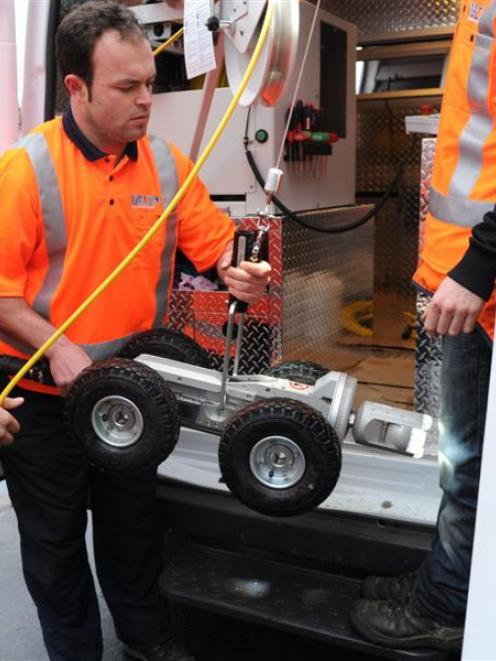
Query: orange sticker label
289 381 311 390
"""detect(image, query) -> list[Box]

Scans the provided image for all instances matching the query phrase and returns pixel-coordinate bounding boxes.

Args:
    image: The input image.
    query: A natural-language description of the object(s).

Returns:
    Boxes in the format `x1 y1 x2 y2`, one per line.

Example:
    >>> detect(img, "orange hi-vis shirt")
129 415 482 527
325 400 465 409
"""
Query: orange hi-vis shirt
0 111 235 392
414 0 496 340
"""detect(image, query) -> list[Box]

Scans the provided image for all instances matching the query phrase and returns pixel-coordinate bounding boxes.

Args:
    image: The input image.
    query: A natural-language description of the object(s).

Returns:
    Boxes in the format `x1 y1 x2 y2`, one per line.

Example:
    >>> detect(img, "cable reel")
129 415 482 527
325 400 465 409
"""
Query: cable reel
219 0 299 106
176 0 299 106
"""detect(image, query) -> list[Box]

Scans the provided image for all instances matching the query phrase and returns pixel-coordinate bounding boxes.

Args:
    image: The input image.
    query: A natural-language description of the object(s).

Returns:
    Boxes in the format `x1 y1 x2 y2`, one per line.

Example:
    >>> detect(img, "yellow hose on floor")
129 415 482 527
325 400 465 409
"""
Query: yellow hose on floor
0 5 274 403
341 300 373 337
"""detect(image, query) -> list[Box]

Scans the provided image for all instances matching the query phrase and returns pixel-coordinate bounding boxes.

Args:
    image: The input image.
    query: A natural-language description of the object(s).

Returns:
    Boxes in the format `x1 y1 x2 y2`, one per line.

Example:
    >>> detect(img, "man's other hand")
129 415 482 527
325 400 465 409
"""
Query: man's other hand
223 260 271 304
0 397 24 446
424 276 485 337
46 340 92 395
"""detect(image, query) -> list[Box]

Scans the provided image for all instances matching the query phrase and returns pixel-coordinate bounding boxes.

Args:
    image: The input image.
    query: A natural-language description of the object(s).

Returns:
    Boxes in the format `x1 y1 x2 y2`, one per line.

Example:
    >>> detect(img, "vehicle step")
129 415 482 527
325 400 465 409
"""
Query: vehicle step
160 544 449 661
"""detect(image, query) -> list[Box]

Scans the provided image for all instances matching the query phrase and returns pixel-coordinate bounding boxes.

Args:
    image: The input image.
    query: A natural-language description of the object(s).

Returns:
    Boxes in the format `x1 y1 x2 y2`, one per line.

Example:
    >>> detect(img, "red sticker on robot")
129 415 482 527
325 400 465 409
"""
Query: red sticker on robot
289 381 311 390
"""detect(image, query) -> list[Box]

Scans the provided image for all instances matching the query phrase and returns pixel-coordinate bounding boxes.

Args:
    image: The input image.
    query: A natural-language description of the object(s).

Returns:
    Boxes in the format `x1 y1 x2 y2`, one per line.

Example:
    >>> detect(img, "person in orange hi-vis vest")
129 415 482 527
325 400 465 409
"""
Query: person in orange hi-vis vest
350 1 496 651
0 3 270 661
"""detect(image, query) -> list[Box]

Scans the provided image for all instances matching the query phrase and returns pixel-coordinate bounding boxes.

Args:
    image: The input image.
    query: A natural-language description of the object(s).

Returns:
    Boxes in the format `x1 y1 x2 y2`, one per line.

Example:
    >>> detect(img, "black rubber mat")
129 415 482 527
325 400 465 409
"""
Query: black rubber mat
160 544 450 661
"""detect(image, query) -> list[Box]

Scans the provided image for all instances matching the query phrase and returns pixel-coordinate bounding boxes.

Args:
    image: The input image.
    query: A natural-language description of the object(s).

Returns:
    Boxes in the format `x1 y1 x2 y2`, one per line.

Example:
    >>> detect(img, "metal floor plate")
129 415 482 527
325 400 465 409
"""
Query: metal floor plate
161 544 449 661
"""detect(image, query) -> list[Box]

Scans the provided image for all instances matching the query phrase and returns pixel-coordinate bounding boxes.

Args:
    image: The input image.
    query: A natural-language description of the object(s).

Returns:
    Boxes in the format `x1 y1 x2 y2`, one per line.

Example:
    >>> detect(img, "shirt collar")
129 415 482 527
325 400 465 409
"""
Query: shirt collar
62 106 138 162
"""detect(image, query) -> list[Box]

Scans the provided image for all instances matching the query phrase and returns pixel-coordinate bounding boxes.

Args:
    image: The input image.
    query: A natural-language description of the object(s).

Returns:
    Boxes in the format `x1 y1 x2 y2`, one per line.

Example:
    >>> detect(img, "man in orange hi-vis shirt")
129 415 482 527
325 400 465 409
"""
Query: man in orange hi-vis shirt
0 3 270 661
350 1 496 652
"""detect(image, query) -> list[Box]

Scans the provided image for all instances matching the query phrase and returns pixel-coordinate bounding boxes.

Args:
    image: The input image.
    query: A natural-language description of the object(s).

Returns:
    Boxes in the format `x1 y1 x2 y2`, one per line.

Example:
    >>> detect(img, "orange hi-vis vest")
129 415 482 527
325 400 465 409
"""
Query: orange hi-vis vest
0 116 235 392
413 0 496 340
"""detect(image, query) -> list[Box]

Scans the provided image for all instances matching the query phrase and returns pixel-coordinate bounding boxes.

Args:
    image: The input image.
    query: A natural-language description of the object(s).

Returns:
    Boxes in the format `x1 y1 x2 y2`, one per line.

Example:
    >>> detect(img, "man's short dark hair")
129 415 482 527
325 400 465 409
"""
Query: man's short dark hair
56 1 146 90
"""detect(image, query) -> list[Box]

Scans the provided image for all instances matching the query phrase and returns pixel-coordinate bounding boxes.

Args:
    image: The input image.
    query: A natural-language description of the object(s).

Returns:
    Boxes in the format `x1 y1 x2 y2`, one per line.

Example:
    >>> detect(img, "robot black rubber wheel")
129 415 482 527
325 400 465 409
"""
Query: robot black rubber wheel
119 327 210 367
64 358 180 475
219 398 341 517
264 360 328 385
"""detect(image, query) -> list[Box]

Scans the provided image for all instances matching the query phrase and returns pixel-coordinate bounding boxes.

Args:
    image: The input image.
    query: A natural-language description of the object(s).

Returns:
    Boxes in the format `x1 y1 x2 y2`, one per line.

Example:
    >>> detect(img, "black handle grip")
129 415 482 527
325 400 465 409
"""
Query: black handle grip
0 355 55 386
229 229 268 313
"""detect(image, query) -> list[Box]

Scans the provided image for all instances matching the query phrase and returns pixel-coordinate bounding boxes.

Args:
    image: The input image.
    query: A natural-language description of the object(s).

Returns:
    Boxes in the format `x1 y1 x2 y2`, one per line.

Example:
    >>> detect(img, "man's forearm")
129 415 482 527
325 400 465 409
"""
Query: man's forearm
0 297 68 357
0 297 92 393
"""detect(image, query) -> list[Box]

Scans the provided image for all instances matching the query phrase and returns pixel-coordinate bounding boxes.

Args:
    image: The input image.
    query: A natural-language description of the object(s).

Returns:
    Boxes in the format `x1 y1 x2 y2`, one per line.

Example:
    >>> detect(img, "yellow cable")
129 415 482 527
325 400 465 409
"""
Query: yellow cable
341 300 373 337
152 27 184 57
0 3 274 403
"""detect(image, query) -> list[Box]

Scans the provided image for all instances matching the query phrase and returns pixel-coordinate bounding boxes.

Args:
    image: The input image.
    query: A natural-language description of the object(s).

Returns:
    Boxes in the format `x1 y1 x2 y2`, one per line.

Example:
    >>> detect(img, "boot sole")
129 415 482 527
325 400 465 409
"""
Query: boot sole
349 612 463 651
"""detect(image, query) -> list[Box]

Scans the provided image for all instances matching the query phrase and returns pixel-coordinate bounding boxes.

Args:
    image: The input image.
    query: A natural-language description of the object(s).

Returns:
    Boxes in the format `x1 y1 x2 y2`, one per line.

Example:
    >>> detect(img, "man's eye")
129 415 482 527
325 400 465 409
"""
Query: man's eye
118 86 134 92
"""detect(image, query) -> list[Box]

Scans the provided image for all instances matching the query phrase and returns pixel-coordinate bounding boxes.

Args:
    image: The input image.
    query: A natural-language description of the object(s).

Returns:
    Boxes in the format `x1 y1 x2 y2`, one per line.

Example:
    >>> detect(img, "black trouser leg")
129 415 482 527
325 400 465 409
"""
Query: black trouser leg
413 331 490 624
90 468 169 646
1 389 103 661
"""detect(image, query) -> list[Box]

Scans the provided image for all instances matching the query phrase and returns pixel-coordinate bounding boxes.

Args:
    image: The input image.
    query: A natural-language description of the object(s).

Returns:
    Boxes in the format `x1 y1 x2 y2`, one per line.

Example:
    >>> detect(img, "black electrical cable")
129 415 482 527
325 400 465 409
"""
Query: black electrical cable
244 107 418 234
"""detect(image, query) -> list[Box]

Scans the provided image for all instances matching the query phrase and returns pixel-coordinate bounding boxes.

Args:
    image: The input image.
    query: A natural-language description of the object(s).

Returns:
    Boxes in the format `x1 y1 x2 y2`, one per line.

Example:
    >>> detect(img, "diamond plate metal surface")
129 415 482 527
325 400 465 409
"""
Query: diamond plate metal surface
321 0 459 37
169 214 374 374
357 106 431 297
170 217 283 374
419 138 437 256
415 295 442 455
414 139 441 454
281 214 374 365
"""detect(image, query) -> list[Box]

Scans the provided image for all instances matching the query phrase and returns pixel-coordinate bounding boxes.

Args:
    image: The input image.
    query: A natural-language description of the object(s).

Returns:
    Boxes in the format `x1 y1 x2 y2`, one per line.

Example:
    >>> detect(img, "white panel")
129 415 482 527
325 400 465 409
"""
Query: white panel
0 0 19 150
20 0 50 135
149 2 357 215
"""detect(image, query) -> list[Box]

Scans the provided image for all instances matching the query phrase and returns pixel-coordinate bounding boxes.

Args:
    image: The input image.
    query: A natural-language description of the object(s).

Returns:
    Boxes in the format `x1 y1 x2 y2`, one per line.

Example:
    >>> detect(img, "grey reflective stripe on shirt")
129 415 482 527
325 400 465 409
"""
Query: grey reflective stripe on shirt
149 135 179 326
429 3 496 227
80 333 138 360
17 133 67 317
429 187 495 225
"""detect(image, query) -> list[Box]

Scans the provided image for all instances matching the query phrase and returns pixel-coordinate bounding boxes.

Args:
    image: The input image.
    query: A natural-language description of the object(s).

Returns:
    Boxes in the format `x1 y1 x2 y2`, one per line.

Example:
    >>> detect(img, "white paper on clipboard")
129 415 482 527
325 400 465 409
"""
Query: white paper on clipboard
184 0 217 80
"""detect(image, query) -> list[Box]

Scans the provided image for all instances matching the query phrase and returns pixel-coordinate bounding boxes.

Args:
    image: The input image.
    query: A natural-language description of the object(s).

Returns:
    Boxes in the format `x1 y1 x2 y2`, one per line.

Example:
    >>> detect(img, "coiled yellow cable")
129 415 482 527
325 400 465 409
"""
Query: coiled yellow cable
341 300 373 337
0 5 274 403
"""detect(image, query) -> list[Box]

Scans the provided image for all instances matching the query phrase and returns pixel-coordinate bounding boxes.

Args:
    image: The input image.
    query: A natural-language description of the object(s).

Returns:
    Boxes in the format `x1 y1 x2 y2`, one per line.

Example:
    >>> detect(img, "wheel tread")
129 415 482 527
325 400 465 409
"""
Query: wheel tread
64 358 180 474
265 360 328 385
219 398 341 516
120 328 210 367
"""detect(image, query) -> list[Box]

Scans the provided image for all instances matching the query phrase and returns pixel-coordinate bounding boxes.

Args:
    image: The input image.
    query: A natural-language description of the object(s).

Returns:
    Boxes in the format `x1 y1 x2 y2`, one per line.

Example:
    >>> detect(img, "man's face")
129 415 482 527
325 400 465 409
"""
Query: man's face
77 30 156 152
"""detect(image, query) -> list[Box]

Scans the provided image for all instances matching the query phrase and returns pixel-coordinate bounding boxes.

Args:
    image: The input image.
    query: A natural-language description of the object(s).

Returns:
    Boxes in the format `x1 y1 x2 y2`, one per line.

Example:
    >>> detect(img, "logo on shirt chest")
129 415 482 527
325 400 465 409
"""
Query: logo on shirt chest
131 194 161 208
468 2 484 23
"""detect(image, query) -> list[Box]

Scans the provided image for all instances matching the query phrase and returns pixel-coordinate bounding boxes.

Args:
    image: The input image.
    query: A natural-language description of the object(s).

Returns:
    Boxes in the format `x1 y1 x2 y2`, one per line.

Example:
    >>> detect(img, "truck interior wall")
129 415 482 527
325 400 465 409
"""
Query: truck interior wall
316 0 455 438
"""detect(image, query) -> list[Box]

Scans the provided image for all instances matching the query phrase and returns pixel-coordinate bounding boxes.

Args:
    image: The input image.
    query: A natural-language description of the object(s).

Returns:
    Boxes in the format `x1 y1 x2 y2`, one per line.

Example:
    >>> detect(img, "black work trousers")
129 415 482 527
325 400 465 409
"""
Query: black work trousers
0 384 169 661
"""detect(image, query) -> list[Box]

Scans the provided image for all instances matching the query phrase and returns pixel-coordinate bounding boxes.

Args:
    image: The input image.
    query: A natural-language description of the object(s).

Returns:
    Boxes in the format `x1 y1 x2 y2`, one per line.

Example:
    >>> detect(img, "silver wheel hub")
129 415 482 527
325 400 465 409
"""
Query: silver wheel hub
91 396 144 448
249 435 305 489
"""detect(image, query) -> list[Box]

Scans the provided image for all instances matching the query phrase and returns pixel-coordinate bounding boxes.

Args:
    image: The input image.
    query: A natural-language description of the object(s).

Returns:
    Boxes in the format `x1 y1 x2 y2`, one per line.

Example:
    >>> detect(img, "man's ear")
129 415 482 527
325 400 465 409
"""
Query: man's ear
64 74 89 100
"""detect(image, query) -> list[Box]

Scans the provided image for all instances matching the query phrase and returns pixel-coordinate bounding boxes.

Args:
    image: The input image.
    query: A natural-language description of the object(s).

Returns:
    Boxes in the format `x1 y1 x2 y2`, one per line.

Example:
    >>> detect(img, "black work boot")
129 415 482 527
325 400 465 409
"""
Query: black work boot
349 596 464 651
123 639 196 661
361 571 416 601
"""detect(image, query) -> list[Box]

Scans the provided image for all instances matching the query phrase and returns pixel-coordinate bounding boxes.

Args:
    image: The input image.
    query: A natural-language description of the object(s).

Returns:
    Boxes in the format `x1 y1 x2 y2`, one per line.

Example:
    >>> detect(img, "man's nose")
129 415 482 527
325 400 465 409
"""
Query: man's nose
137 85 153 108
